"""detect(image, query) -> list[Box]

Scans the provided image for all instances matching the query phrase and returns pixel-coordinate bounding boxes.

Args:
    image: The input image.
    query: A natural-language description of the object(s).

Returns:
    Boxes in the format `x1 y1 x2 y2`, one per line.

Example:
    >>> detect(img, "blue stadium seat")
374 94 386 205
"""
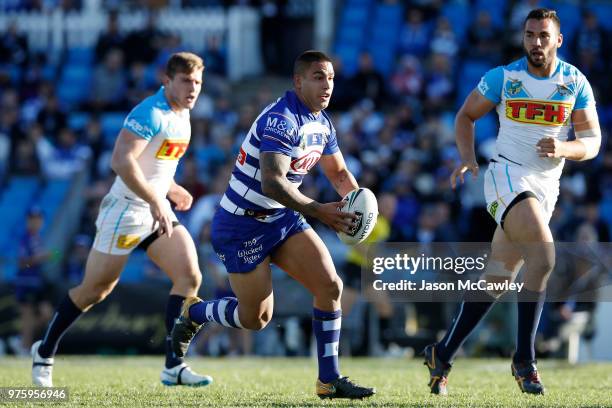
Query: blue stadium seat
366 2 404 76
58 65 93 108
101 112 127 147
588 1 612 30
66 47 94 66
334 0 374 76
441 1 470 42
475 0 507 28
68 112 91 131
553 2 581 36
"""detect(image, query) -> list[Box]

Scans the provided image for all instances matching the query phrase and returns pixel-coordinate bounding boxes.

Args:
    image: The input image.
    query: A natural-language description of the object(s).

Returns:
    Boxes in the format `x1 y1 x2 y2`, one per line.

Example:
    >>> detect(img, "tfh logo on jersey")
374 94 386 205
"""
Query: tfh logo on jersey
156 139 189 160
505 99 571 126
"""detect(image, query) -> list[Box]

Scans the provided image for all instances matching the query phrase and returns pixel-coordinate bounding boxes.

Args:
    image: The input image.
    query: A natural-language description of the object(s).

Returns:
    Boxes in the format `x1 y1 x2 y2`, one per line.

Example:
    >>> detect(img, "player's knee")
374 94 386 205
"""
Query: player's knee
318 277 343 302
173 270 202 291
529 253 555 278
241 311 272 330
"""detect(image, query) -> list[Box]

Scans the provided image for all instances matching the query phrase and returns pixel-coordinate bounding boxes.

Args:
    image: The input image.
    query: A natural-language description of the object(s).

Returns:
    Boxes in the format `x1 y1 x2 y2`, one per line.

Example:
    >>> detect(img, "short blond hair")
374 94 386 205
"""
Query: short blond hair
165 52 205 78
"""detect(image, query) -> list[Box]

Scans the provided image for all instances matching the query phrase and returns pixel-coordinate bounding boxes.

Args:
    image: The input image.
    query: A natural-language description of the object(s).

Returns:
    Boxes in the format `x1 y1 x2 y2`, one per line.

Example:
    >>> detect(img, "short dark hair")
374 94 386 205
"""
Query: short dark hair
293 50 332 76
165 52 204 78
524 8 561 32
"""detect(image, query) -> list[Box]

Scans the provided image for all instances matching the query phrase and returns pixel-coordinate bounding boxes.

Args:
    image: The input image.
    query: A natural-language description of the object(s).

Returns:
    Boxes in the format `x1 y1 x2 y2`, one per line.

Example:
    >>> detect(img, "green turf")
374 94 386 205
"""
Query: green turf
2 356 611 407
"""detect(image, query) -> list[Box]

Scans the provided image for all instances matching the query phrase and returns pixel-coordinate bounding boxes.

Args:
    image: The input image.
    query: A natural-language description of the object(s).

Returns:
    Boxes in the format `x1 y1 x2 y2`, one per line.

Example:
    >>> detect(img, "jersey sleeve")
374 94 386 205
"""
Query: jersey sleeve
476 66 504 104
259 111 298 156
574 74 596 110
122 103 163 141
322 122 339 155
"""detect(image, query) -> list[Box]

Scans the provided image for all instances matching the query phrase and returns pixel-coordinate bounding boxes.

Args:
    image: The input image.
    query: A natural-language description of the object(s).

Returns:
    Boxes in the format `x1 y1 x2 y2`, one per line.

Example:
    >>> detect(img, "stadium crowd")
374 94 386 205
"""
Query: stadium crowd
1 0 610 358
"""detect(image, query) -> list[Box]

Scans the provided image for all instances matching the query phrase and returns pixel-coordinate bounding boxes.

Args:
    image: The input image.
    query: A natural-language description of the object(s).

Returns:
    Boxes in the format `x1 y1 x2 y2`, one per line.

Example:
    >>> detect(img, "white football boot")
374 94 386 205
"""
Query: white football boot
160 363 213 387
31 340 54 387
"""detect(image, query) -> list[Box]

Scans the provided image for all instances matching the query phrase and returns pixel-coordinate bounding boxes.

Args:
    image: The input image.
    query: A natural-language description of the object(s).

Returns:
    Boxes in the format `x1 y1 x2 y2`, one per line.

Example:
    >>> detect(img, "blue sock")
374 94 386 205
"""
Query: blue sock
38 295 83 358
189 297 243 328
436 292 497 364
514 289 546 362
165 295 185 369
312 308 341 383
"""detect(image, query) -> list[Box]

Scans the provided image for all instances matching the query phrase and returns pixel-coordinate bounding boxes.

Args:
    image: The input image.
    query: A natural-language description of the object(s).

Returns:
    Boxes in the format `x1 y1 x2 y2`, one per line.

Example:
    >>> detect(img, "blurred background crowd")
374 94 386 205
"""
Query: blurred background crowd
0 0 610 362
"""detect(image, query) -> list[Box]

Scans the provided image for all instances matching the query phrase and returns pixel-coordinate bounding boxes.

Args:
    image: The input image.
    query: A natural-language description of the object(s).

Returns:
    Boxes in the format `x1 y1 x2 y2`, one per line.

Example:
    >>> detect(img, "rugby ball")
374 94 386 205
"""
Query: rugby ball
337 188 378 245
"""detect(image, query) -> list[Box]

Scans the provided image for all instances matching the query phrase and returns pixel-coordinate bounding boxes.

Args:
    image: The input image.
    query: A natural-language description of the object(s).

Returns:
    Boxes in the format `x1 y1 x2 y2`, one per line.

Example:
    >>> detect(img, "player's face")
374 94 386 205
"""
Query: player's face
165 69 203 111
295 61 334 113
523 18 562 68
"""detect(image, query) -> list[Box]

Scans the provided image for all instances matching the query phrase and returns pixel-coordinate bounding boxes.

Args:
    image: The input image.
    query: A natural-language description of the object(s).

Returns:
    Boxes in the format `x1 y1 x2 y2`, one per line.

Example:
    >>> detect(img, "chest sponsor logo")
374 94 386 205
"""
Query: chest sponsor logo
156 139 189 160
505 99 572 126
116 234 141 249
290 150 322 173
265 115 296 137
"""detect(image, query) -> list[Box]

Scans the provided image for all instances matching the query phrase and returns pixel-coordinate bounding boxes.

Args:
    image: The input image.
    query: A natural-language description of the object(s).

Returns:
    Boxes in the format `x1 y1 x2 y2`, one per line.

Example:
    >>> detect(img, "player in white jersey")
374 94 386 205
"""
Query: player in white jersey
31 52 212 388
423 9 601 396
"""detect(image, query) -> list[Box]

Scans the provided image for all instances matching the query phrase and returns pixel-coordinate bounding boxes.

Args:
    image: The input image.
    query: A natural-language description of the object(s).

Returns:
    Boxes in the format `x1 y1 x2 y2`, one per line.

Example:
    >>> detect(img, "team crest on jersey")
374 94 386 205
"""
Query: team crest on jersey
156 139 189 160
556 84 572 96
506 79 523 96
505 99 572 126
116 234 141 249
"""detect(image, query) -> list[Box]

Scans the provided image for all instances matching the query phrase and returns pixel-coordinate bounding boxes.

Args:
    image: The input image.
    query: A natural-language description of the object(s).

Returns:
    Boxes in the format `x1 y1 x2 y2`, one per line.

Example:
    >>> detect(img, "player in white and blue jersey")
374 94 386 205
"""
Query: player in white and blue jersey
423 9 601 396
171 50 375 400
31 53 212 388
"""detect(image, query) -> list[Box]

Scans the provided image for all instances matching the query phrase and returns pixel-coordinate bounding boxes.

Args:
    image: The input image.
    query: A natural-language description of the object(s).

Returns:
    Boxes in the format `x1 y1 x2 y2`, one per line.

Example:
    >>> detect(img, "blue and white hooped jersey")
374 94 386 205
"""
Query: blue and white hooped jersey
108 86 191 204
220 90 339 217
477 57 596 179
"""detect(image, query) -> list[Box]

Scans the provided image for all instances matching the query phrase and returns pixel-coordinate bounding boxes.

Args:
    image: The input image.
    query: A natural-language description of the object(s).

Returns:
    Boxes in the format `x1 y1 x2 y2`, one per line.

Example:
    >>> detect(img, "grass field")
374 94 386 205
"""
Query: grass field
2 356 612 407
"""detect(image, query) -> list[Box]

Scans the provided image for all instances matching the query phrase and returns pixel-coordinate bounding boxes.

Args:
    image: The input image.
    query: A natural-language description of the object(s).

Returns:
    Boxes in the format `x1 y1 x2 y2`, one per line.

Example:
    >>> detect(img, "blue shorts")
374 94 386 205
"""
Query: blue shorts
211 208 311 273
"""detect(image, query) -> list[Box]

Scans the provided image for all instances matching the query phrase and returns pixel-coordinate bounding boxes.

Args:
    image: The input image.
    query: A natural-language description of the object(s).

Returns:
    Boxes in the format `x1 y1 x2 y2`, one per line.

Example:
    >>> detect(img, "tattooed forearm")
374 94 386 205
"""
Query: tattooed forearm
260 152 319 217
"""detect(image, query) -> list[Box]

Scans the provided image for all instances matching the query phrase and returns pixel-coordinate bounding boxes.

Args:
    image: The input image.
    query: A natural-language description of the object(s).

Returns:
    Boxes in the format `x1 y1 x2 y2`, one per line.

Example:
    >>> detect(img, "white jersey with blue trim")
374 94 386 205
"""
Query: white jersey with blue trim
221 90 339 213
108 87 191 204
477 57 596 179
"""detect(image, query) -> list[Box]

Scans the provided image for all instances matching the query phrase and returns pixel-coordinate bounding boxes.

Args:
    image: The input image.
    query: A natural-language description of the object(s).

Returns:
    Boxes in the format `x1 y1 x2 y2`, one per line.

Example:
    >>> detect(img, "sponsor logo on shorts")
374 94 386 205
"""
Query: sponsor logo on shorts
116 234 141 249
216 252 226 262
505 99 572 126
156 139 189 160
239 237 264 264
488 201 499 218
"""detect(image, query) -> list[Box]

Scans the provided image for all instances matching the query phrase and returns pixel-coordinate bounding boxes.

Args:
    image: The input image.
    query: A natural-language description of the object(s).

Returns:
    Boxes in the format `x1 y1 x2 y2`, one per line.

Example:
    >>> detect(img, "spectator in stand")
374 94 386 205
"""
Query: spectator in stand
87 48 128 112
573 11 608 66
398 8 430 58
94 10 124 63
14 207 54 354
123 12 167 66
36 94 67 139
390 55 423 103
0 20 28 68
466 10 503 64
36 127 92 180
11 124 41 176
352 52 388 109
430 16 459 60
423 53 455 111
